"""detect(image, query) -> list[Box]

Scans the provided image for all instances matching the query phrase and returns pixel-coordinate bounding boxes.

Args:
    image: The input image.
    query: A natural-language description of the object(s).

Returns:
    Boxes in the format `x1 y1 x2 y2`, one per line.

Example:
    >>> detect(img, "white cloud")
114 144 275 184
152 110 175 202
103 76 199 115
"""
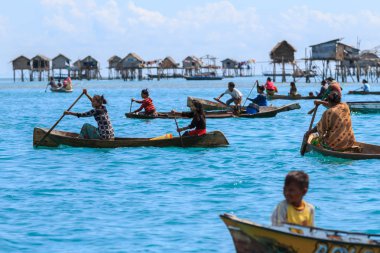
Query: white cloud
127 2 166 27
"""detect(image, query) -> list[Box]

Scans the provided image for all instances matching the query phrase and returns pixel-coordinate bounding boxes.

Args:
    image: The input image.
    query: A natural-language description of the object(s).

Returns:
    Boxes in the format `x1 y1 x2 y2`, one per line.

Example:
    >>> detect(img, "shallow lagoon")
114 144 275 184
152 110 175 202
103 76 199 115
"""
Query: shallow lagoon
1 77 379 252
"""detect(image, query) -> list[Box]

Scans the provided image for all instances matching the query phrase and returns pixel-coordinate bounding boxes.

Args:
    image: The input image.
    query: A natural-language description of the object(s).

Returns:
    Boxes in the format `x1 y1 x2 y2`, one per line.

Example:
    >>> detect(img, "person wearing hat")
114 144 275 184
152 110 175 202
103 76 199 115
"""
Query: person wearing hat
361 79 370 92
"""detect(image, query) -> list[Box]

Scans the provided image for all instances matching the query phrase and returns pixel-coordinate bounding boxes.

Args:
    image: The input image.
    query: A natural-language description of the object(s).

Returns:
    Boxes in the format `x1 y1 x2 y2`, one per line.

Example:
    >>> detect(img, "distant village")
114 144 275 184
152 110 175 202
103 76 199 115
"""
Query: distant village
11 38 380 83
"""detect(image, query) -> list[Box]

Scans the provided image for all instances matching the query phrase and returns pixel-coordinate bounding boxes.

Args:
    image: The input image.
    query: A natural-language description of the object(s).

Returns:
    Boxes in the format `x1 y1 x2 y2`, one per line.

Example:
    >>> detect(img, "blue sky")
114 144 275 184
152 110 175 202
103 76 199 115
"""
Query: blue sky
1 0 380 77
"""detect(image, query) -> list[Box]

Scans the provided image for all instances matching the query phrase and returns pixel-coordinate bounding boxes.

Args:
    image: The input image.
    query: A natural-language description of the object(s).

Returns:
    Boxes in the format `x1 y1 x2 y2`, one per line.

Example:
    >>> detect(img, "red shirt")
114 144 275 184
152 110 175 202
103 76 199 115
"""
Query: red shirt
138 98 155 113
265 81 275 90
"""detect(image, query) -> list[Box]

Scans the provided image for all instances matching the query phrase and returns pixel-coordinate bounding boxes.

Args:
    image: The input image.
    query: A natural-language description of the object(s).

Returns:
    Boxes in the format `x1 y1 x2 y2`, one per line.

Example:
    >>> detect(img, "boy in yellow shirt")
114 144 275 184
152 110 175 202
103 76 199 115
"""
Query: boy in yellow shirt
271 171 314 227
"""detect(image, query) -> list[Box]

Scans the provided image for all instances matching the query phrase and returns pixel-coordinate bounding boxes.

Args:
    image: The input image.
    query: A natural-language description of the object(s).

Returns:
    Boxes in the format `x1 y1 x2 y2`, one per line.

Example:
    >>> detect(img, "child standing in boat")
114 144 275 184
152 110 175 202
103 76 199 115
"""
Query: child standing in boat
172 100 206 136
64 89 114 140
271 171 314 227
132 89 157 116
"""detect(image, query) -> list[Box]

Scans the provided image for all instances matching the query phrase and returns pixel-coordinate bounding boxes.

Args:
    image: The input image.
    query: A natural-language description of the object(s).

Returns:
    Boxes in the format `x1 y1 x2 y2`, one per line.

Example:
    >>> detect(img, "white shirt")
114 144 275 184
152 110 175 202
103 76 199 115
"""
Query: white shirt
363 83 370 92
223 88 243 99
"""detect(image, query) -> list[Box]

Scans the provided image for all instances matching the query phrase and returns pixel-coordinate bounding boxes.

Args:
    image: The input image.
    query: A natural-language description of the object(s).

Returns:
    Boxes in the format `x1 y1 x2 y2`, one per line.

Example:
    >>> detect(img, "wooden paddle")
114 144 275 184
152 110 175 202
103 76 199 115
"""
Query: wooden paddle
300 104 319 156
213 97 228 106
130 99 133 112
35 91 85 147
173 114 184 147
242 80 259 107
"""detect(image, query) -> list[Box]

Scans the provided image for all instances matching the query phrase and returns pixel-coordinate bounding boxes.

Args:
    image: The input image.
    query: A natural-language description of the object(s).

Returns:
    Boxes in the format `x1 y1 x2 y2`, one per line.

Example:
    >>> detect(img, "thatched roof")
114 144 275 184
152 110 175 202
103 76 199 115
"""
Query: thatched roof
159 56 178 69
52 54 70 61
108 55 121 63
82 55 98 64
12 55 30 63
270 40 296 63
123 52 144 62
360 52 379 59
31 54 50 61
221 58 238 64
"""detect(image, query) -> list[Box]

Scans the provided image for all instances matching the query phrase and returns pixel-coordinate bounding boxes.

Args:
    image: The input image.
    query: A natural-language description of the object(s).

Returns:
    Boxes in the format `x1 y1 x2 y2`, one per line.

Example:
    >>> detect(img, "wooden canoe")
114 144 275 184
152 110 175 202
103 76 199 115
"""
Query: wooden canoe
347 101 380 113
184 76 223 80
305 135 380 159
33 127 229 148
268 94 316 100
220 213 380 253
187 96 301 113
348 91 380 95
125 109 279 119
50 87 73 93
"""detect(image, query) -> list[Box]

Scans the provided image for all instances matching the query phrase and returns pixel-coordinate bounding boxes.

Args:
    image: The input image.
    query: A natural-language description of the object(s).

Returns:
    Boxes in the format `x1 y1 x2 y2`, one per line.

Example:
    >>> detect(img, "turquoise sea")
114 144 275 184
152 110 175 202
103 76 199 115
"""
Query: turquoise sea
1 77 379 252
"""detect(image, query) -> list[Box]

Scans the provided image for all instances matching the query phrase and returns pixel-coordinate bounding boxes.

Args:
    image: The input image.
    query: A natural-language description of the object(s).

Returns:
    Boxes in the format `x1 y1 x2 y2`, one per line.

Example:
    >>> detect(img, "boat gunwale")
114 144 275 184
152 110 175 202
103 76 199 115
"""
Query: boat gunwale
220 214 380 248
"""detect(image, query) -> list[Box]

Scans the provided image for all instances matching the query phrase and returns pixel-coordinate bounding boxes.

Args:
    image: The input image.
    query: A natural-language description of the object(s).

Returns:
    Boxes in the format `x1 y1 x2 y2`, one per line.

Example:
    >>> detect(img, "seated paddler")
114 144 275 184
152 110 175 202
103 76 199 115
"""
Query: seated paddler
172 100 206 136
306 90 356 151
64 89 114 140
131 88 157 116
246 85 267 114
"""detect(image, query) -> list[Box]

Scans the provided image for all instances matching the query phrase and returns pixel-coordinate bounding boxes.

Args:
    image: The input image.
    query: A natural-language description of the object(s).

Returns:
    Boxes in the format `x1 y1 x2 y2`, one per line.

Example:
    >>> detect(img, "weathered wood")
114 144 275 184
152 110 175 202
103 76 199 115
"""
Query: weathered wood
50 87 73 93
306 136 380 160
348 91 380 95
268 94 316 100
220 214 380 253
33 128 229 148
347 101 380 113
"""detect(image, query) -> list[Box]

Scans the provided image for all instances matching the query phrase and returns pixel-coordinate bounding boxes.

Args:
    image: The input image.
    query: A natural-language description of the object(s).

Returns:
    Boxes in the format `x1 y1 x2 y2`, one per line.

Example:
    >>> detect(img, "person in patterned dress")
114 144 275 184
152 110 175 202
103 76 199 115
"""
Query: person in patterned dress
306 90 355 151
64 89 114 140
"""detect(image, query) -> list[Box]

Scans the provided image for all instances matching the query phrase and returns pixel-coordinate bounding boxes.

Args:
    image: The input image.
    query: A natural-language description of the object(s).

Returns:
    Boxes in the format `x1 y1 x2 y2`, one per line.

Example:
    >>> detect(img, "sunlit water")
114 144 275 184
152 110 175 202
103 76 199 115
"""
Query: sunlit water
1 77 379 252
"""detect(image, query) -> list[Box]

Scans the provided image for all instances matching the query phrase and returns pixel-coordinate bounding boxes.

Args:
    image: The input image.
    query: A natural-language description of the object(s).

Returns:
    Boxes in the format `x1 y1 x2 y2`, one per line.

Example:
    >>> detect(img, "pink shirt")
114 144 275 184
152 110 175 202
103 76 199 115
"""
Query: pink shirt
265 81 275 90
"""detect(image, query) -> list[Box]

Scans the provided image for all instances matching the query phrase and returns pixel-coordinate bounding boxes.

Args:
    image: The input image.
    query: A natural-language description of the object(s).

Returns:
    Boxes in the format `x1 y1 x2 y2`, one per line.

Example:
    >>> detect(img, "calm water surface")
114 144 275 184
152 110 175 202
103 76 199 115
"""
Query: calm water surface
1 77 379 252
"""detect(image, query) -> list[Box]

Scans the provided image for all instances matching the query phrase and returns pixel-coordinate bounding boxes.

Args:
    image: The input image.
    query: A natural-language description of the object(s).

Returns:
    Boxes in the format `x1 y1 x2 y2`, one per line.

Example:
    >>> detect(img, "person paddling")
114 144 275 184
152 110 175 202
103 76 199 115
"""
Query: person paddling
361 79 370 92
306 90 355 151
64 89 114 140
47 77 59 89
131 88 157 116
215 82 243 107
245 85 267 114
172 100 206 136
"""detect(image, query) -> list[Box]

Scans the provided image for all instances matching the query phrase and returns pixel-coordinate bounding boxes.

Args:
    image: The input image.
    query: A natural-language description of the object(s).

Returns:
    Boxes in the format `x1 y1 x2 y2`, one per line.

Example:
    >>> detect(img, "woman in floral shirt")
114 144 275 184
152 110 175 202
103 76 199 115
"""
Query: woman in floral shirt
65 89 114 140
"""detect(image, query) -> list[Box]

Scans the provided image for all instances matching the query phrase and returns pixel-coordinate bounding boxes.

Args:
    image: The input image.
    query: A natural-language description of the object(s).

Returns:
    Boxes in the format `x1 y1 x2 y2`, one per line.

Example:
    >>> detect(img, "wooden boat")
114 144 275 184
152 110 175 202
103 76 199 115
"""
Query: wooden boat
220 213 380 253
187 96 301 113
50 87 73 93
348 91 380 95
347 101 380 113
305 135 380 159
268 94 316 100
126 109 279 119
184 76 223 81
33 127 229 148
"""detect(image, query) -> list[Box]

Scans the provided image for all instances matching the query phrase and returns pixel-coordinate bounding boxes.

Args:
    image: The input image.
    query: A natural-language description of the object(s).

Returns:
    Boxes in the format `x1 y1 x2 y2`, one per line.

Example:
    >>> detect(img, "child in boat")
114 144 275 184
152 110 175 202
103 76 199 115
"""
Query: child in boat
265 77 278 96
64 76 73 90
216 82 243 107
289 82 298 96
271 171 314 227
362 79 370 92
48 77 58 88
64 89 114 140
132 88 157 116
173 100 206 136
246 85 267 113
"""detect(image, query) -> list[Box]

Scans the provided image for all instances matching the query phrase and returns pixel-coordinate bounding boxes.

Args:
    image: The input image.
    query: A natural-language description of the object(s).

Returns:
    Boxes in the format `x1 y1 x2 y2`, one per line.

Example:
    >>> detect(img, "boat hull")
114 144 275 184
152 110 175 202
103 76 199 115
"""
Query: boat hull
187 96 301 113
347 101 380 113
50 87 73 93
125 109 279 119
220 214 380 253
348 91 380 95
184 76 223 80
305 137 380 159
33 127 229 148
268 94 316 100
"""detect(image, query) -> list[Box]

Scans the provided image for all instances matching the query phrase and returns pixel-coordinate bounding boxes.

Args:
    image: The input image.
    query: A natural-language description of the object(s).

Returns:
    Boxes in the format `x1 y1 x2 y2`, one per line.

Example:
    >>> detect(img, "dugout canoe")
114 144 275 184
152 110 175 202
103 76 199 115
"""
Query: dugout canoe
33 127 229 148
305 135 380 159
125 109 279 119
267 94 316 100
187 96 301 113
50 87 73 93
220 213 380 253
347 101 380 113
348 91 380 95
